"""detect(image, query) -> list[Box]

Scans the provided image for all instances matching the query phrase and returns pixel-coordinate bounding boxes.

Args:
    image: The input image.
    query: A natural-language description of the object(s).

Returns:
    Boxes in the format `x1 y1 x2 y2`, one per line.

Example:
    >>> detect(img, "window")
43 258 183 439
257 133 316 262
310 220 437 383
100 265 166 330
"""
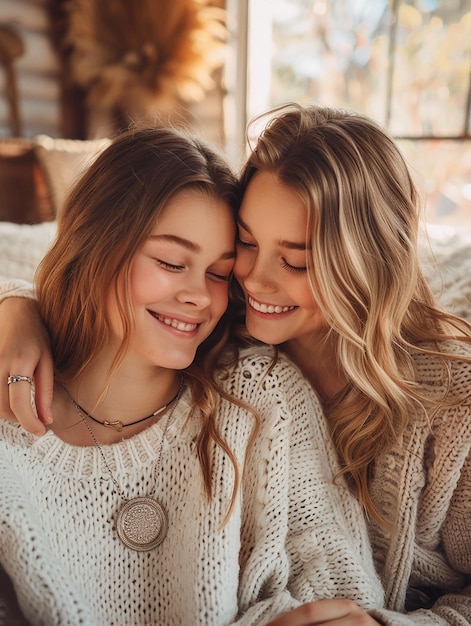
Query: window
228 0 471 226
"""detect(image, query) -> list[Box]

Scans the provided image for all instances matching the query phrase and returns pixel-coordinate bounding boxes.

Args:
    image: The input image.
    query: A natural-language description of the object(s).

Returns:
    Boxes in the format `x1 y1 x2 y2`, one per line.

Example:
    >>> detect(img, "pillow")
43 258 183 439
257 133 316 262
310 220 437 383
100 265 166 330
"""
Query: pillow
34 135 110 216
0 220 57 282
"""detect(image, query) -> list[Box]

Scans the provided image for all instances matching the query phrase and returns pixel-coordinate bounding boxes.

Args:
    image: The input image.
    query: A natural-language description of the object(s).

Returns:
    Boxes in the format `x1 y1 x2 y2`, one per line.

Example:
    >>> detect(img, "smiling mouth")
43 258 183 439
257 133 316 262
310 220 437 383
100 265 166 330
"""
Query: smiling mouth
150 312 199 332
248 296 296 314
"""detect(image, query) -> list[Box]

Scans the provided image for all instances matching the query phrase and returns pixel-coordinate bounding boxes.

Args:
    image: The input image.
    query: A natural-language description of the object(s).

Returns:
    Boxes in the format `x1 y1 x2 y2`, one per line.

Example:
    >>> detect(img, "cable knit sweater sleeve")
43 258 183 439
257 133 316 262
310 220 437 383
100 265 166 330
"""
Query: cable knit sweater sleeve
368 342 471 626
221 348 384 624
0 279 35 302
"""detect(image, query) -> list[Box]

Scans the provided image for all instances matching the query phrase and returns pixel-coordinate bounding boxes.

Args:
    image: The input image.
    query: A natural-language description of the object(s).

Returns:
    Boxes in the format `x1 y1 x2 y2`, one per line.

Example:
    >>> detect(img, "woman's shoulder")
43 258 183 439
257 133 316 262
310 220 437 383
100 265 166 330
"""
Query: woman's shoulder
224 344 308 383
411 340 471 398
410 338 471 371
218 344 315 407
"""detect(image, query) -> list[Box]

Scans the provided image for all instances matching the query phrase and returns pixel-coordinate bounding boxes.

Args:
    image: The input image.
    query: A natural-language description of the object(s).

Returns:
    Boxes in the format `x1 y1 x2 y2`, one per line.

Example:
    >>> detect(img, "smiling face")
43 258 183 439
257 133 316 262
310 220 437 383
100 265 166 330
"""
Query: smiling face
108 188 235 371
234 171 327 348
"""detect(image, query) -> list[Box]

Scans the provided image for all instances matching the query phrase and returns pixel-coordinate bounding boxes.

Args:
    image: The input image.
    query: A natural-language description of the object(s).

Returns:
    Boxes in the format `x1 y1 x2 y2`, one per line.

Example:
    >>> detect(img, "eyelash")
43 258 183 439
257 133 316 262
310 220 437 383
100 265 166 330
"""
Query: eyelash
156 259 183 271
236 237 255 249
209 273 230 282
237 238 306 274
156 259 230 282
281 260 307 274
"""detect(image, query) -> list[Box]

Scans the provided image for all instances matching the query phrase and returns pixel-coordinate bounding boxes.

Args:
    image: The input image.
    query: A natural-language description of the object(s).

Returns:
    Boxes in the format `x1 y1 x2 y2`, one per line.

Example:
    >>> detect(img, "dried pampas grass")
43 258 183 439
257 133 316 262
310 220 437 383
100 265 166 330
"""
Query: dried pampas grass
63 0 227 123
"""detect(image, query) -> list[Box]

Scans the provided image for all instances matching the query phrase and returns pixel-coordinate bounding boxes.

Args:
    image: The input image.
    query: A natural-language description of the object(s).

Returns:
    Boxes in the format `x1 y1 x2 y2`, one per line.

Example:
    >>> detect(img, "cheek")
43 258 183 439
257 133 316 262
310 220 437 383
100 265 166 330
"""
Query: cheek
233 250 252 279
105 286 126 340
295 282 318 311
130 263 171 303
210 283 230 319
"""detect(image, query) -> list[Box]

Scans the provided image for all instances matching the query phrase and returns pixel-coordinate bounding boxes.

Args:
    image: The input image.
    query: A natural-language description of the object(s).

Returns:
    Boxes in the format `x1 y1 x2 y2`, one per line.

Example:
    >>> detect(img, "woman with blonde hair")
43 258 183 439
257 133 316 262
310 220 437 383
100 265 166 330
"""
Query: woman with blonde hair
233 104 471 624
2 104 471 624
0 124 384 625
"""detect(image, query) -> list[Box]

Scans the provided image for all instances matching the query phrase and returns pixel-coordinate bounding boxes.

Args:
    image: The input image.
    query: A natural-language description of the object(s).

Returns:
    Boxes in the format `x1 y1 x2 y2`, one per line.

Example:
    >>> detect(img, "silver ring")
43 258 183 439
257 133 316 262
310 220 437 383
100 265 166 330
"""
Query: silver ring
7 375 33 385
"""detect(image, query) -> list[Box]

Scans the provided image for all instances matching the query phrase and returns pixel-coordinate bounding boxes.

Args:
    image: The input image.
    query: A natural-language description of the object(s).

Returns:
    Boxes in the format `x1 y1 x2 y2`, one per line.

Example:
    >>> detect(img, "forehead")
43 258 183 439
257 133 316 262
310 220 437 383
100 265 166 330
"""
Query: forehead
154 188 234 232
239 172 308 241
147 188 236 260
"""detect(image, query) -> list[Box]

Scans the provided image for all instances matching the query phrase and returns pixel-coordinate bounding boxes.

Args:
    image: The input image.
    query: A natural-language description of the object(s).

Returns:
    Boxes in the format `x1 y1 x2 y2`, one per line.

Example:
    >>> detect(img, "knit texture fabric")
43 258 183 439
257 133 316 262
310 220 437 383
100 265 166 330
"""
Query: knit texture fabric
2 278 471 624
0 346 383 626
0 221 56 283
369 340 471 625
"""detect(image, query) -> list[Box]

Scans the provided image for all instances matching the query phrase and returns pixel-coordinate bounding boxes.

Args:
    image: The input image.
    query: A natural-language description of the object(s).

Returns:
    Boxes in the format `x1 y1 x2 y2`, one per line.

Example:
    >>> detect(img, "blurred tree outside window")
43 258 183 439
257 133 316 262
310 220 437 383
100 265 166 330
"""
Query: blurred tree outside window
245 0 471 227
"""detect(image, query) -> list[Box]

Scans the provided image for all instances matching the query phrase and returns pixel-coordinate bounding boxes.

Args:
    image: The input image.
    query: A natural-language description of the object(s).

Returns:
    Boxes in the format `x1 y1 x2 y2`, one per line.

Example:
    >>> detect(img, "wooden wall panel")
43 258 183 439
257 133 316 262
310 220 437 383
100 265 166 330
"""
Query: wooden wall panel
0 0 60 138
0 0 226 143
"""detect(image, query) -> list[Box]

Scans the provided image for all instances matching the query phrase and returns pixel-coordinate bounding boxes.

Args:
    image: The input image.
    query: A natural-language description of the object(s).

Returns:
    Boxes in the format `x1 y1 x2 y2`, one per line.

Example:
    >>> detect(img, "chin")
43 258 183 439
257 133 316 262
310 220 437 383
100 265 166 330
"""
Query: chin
168 355 196 370
152 349 197 371
246 323 284 346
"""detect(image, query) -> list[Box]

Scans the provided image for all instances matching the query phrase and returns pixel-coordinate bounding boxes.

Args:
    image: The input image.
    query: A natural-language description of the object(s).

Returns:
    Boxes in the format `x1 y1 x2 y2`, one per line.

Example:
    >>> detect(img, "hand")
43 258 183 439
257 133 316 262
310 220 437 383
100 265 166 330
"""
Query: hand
0 297 54 434
265 599 382 625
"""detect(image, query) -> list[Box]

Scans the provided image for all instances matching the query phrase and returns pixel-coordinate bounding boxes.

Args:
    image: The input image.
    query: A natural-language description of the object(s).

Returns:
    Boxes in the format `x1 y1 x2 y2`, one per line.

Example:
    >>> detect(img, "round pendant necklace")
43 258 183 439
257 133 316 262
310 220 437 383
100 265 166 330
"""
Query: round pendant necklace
63 378 184 551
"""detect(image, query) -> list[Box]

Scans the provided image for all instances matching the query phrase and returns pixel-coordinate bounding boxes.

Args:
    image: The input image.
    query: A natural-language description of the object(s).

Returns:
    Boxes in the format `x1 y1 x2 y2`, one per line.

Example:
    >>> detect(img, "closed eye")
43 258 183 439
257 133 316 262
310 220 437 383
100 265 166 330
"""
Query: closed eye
236 237 256 249
281 259 306 274
155 259 184 271
208 272 231 282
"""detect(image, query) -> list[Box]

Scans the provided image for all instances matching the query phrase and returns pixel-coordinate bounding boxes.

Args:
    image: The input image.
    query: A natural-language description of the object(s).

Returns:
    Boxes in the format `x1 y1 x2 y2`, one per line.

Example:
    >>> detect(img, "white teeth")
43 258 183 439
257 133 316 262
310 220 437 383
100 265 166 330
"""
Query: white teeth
248 297 295 314
157 314 198 332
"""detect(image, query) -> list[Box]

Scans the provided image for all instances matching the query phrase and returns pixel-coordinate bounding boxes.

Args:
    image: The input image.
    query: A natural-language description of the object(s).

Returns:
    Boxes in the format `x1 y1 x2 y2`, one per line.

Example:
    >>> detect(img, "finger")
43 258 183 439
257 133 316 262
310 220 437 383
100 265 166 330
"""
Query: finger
265 599 370 626
9 378 47 436
0 366 14 420
265 603 324 626
31 353 55 425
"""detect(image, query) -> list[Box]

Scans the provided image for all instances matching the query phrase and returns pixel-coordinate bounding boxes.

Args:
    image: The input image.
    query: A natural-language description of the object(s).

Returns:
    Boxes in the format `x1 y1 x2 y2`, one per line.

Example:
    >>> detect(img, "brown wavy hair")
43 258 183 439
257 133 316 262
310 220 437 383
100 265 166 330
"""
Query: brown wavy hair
36 125 254 516
240 103 471 522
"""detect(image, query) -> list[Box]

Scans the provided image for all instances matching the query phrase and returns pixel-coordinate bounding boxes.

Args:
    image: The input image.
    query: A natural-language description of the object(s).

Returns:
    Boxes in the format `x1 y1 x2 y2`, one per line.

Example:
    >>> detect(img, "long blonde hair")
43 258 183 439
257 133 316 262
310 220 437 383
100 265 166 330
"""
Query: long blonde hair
241 103 471 522
36 126 253 515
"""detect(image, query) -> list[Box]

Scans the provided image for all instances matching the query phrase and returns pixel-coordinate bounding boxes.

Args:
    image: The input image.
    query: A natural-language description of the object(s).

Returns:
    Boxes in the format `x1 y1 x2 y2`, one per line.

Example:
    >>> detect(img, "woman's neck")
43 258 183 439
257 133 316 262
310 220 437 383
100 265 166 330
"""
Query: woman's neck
51 357 181 445
282 334 345 403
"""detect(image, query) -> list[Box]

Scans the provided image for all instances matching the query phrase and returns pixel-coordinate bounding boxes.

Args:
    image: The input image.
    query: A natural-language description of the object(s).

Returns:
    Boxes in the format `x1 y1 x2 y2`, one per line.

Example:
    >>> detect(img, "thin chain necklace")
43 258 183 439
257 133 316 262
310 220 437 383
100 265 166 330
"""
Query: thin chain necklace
62 385 181 432
63 377 184 552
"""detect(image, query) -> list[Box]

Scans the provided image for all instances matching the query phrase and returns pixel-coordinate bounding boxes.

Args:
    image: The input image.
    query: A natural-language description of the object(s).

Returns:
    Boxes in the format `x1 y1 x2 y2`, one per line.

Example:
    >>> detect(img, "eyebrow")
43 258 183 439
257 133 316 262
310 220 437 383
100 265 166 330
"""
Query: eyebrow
237 216 307 251
149 234 235 259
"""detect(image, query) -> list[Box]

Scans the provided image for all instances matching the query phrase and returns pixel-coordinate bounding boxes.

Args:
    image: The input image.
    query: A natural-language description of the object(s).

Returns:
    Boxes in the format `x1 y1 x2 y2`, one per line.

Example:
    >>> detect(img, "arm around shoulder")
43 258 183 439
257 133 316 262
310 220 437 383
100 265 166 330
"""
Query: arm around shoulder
0 282 54 432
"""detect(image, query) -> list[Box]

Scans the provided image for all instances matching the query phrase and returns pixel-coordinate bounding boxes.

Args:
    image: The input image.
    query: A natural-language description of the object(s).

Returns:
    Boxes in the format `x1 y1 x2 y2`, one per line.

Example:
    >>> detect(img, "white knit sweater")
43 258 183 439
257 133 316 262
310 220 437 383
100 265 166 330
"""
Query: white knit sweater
0 346 384 626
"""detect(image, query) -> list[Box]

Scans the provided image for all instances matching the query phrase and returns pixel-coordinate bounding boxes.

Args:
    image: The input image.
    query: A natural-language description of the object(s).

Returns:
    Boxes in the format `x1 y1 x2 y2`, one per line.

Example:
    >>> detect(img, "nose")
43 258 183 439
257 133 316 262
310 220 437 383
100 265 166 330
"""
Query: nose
176 276 211 308
236 251 276 293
